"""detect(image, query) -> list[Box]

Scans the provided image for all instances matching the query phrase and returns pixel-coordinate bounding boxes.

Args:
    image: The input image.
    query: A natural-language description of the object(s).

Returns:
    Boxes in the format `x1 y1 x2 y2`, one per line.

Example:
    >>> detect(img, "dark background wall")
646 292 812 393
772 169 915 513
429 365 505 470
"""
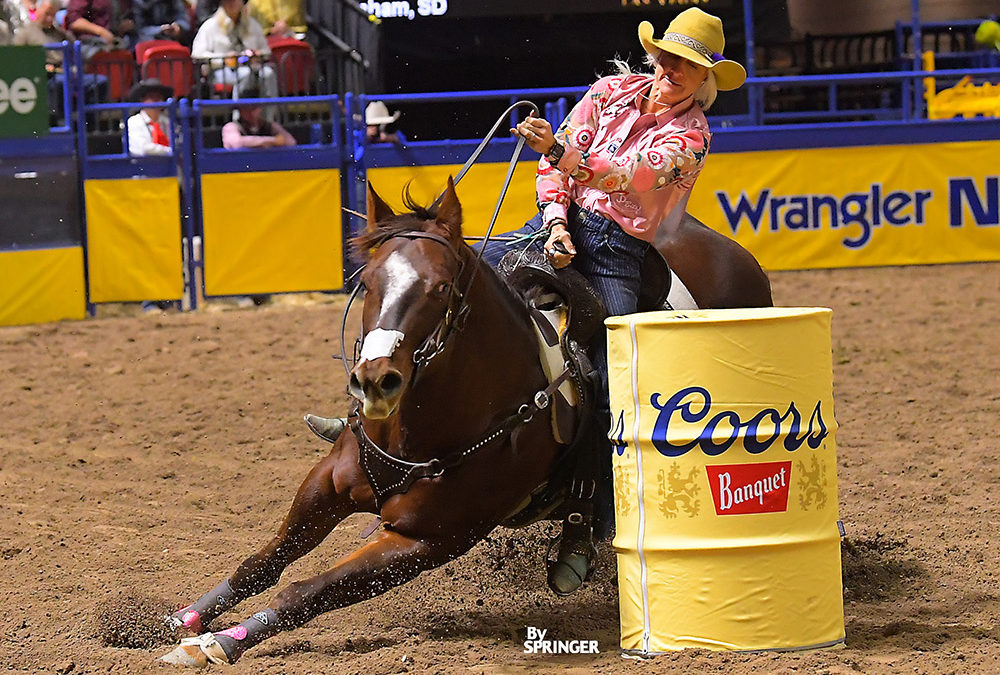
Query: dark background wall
372 1 791 140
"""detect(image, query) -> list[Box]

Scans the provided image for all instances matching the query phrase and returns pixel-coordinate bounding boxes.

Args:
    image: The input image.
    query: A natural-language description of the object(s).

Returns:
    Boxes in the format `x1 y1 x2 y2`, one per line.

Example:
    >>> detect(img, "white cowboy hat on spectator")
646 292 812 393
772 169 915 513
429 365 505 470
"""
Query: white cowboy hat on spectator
638 8 747 91
365 100 400 126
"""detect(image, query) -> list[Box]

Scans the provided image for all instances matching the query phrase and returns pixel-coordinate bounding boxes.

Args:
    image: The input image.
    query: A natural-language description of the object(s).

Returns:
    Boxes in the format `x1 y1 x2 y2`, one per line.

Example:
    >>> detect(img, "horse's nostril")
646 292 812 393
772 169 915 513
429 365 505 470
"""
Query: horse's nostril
348 373 363 396
379 371 404 397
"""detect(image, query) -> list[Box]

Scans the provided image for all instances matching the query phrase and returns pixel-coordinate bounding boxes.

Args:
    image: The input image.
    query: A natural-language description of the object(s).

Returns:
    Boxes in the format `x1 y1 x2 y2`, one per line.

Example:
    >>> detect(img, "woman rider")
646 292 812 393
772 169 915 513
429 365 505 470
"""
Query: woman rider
305 7 746 594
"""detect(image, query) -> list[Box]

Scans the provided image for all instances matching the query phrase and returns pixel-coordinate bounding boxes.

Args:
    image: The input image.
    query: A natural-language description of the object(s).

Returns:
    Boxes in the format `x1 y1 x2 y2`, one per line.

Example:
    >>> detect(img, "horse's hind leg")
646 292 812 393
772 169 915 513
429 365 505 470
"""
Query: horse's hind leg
167 445 369 634
162 529 477 666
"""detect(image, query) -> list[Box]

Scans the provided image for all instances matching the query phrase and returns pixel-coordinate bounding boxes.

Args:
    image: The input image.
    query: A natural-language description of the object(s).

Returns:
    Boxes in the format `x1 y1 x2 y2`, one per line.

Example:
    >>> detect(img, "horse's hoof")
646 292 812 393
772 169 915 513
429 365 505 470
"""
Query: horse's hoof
159 634 229 667
160 643 210 668
547 551 591 596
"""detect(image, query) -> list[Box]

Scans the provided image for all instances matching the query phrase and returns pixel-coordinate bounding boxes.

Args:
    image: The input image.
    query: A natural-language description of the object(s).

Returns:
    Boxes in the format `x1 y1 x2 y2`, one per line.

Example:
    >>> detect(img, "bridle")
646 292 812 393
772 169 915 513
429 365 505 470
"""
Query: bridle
380 230 471 376
338 99 541 382
332 101 588 508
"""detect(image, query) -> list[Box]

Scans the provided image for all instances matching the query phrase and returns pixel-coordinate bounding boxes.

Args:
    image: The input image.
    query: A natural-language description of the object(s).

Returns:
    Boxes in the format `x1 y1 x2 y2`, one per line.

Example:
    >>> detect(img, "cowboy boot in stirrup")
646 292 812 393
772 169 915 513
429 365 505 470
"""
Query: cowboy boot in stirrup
546 500 597 596
304 414 347 444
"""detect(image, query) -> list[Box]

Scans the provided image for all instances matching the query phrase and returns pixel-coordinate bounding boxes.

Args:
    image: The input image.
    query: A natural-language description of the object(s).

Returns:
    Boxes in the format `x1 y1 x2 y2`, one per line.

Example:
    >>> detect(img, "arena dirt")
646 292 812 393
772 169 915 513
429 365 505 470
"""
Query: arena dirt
1 262 997 674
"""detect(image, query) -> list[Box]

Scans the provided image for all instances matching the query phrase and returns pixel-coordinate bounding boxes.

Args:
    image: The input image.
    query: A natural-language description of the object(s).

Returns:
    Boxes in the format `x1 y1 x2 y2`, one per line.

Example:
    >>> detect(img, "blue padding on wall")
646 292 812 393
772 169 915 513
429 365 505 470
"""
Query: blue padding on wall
196 146 342 174
84 156 177 180
0 134 77 157
364 139 541 170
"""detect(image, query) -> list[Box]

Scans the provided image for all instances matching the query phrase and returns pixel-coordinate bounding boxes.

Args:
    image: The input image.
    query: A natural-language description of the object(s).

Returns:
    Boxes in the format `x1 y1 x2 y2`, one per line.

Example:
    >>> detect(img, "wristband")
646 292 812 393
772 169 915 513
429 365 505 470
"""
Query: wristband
545 140 565 165
547 219 568 231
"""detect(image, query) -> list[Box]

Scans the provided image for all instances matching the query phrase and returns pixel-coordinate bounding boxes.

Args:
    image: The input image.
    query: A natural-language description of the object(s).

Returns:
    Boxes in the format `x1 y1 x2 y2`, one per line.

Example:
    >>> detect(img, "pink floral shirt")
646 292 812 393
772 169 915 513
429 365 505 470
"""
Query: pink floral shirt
539 74 711 243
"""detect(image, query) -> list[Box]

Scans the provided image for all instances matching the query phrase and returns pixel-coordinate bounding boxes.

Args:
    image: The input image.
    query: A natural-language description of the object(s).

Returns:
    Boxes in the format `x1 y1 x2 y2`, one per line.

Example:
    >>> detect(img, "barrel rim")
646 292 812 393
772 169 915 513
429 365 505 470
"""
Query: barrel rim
605 306 832 328
621 635 846 656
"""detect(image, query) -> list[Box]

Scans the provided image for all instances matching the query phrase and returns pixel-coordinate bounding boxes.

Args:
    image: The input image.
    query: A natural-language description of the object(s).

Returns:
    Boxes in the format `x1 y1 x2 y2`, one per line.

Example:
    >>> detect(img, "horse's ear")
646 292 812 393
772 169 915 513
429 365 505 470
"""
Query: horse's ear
366 182 395 232
435 176 463 245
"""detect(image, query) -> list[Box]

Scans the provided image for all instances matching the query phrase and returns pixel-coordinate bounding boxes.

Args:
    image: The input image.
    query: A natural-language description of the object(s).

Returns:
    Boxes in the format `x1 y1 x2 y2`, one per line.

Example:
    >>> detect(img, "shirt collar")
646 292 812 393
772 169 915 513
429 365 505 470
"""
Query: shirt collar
140 110 166 125
630 76 697 124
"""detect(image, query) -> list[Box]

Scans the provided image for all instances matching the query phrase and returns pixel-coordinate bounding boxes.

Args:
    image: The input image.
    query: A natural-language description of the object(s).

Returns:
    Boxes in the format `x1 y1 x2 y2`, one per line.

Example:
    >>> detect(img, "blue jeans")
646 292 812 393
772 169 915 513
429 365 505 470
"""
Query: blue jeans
477 204 649 536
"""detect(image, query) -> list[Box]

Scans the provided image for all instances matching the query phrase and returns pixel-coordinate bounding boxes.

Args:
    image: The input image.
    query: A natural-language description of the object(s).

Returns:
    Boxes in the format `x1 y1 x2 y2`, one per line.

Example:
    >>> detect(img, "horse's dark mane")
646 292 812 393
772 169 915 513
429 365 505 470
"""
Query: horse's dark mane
351 185 443 258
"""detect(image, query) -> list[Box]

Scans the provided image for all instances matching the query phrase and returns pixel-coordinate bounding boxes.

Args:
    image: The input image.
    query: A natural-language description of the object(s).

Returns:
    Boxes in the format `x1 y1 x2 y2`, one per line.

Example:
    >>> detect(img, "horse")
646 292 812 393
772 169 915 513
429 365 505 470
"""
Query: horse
159 178 772 667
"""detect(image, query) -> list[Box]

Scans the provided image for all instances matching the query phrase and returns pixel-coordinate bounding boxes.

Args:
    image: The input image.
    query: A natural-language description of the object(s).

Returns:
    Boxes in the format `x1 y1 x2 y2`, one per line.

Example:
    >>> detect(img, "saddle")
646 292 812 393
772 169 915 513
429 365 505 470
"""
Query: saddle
498 250 604 446
496 246 691 528
498 245 683 439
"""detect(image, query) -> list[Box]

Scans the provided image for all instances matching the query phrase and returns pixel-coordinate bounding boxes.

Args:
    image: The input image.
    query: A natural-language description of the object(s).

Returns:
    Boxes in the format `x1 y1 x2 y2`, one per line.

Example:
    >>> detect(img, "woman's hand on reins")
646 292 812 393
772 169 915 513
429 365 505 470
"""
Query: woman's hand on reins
512 116 556 155
544 223 576 269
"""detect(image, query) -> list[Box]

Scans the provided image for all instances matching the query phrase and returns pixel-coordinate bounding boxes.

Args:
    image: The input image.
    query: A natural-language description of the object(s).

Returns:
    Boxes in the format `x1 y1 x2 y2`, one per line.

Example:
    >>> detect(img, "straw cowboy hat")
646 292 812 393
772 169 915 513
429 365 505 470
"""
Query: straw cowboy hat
365 100 400 126
638 8 747 91
128 78 175 102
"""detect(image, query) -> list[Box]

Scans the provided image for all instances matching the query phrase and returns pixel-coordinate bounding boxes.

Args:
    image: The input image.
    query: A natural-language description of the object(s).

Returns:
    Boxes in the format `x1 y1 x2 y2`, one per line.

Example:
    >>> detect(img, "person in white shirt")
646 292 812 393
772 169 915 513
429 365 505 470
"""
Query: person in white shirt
125 78 174 156
191 0 277 98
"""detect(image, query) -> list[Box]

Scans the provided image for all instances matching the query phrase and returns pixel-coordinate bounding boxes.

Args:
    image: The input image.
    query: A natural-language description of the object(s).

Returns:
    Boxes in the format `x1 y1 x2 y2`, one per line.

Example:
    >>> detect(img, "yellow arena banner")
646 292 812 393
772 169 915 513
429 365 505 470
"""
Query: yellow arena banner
367 161 539 238
84 177 183 303
609 308 844 654
200 169 343 296
689 139 1000 270
0 247 86 326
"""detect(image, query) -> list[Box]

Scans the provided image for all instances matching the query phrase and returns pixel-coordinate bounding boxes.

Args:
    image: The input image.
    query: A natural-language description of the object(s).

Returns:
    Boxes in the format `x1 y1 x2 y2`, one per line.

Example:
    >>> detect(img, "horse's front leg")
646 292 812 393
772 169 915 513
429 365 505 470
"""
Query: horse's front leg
165 441 373 635
161 528 477 666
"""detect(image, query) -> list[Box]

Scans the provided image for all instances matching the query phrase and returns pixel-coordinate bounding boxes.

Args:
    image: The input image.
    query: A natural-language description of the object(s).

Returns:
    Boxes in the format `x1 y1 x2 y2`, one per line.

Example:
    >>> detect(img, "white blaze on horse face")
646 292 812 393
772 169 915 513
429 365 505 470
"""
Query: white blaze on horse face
378 250 419 324
359 249 417 363
359 328 404 364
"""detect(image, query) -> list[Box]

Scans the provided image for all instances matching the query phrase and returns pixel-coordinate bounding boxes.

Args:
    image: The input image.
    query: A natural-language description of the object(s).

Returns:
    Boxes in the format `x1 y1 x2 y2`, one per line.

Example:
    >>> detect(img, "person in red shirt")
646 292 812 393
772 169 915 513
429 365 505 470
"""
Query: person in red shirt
125 78 173 156
65 0 134 49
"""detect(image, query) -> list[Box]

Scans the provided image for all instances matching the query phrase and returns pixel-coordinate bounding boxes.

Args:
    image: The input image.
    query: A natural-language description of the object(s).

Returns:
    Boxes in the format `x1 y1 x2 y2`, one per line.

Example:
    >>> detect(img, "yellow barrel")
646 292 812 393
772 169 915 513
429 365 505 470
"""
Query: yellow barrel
607 308 844 654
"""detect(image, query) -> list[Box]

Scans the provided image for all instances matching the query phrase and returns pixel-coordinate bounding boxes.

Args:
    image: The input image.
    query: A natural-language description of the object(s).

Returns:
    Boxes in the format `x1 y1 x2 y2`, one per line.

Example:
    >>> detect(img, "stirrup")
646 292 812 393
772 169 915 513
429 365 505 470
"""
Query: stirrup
304 414 347 444
546 505 596 597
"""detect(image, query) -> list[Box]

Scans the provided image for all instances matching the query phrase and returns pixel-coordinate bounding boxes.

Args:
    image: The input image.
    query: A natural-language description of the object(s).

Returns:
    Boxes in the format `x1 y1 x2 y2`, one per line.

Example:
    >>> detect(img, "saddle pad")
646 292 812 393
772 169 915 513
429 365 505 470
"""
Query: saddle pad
528 306 578 445
665 269 698 311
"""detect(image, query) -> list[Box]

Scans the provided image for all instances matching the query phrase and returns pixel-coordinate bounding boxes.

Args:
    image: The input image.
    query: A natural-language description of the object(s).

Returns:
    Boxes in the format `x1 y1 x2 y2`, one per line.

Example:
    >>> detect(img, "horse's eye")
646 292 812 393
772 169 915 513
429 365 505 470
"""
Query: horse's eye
434 281 450 296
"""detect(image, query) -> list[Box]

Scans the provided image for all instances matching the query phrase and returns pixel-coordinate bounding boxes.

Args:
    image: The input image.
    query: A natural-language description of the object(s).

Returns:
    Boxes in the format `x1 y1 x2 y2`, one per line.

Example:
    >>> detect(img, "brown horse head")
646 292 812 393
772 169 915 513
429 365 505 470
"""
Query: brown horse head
349 178 467 419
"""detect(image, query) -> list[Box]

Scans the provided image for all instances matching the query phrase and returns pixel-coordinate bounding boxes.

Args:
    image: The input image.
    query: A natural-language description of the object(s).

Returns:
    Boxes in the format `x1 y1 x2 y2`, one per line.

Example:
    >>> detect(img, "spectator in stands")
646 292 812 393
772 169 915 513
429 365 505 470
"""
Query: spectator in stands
248 0 303 38
365 100 406 145
125 77 174 156
66 0 135 53
1 0 37 35
13 0 72 69
221 85 294 148
191 0 277 98
133 0 191 45
193 0 217 25
15 1 106 121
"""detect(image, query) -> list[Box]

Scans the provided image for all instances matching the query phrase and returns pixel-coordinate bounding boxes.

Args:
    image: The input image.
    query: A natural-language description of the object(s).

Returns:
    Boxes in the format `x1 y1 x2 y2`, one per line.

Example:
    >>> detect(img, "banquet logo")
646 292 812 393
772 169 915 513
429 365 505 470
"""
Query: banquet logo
706 461 792 515
649 386 828 458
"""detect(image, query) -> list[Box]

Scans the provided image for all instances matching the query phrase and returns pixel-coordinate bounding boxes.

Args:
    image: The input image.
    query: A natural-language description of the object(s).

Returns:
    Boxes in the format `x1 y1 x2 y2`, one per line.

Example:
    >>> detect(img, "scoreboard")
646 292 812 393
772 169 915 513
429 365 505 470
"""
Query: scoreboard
358 0 732 21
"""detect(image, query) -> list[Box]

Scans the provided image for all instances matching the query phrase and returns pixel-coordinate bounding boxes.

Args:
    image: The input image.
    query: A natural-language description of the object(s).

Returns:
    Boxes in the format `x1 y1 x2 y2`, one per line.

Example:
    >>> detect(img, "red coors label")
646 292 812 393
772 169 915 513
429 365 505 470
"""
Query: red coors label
706 461 792 515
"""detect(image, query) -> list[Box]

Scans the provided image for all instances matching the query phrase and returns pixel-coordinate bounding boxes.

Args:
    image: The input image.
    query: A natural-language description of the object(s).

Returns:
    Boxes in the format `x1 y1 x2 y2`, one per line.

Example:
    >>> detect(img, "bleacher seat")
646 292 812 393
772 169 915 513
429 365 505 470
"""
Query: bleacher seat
136 40 181 64
268 36 315 95
85 50 135 102
141 43 194 99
